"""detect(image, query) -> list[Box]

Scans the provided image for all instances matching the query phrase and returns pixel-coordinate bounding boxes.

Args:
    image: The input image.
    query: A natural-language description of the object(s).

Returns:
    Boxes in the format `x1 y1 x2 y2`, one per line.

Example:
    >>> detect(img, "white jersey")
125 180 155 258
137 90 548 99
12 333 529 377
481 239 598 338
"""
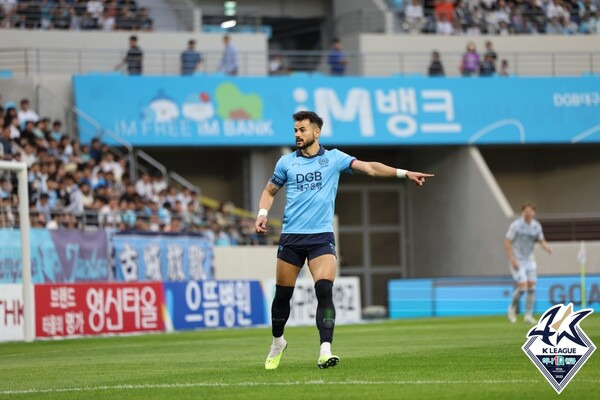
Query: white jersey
505 217 544 263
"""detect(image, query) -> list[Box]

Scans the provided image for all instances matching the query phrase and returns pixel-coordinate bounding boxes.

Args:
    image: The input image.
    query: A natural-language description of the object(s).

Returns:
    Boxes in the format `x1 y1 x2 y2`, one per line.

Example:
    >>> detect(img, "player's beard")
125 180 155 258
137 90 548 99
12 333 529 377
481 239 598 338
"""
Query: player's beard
296 135 315 150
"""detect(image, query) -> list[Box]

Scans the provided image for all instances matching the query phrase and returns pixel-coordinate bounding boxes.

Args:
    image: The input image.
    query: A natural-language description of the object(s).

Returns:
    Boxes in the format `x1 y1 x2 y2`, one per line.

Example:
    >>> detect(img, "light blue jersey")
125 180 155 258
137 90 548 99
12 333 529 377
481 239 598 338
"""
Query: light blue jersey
270 146 356 234
506 217 544 262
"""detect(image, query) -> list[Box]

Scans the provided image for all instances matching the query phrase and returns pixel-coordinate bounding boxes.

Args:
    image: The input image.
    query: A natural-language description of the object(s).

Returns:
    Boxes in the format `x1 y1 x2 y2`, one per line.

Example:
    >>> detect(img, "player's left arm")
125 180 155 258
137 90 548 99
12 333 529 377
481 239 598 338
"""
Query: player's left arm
539 239 552 255
350 160 434 186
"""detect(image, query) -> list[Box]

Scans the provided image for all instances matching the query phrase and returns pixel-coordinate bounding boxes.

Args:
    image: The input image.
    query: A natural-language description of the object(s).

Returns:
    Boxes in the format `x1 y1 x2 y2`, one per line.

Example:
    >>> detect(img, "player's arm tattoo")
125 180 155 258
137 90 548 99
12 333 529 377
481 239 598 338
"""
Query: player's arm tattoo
266 182 281 196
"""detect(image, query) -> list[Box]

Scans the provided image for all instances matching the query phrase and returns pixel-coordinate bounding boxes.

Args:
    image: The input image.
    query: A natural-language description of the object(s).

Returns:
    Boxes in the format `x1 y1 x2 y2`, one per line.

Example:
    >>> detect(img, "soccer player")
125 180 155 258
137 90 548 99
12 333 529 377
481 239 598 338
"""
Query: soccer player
254 111 434 370
505 202 552 324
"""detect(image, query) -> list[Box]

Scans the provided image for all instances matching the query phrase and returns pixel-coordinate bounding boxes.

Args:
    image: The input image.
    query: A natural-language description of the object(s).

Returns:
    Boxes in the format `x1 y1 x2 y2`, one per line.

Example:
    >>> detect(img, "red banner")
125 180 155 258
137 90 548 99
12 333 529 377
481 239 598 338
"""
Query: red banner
35 283 165 338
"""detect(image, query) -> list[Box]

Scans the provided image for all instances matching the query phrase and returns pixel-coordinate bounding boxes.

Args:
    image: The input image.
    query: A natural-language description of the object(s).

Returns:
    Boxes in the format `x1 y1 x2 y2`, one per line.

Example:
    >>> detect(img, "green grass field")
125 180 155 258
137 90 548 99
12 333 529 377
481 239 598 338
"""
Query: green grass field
0 315 598 400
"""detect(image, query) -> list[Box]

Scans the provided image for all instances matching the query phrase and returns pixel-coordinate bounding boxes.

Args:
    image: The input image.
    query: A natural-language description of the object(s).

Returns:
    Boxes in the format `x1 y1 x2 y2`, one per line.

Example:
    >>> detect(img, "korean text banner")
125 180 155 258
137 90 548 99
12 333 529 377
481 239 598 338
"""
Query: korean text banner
164 280 267 330
0 229 110 284
0 284 24 342
35 282 165 338
264 278 362 326
113 233 213 282
73 75 600 146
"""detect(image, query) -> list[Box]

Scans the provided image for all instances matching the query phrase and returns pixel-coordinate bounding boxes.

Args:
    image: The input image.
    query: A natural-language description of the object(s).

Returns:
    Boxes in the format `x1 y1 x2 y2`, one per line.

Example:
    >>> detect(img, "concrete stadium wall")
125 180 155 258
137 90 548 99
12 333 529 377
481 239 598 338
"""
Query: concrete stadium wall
534 241 600 276
481 146 600 215
0 30 268 76
213 246 278 280
0 29 267 52
211 241 600 282
0 78 36 110
407 146 513 278
343 34 600 76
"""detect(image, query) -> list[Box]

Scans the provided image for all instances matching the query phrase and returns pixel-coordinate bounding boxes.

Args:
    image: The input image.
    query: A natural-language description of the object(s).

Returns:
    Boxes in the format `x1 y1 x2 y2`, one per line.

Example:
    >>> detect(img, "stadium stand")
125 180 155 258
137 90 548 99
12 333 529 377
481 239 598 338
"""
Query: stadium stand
0 0 154 31
391 0 600 35
0 95 267 245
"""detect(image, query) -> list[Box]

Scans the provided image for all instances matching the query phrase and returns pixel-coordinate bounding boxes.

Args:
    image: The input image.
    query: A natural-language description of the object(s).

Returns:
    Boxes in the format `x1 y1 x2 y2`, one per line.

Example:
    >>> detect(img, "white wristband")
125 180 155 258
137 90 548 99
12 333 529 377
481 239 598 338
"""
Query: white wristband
396 169 408 179
257 208 268 218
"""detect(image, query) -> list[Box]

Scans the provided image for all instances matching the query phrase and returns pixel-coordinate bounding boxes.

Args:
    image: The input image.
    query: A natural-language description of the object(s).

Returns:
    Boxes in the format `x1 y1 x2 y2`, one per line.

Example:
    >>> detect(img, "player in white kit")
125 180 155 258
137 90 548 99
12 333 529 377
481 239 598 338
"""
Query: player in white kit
505 202 552 324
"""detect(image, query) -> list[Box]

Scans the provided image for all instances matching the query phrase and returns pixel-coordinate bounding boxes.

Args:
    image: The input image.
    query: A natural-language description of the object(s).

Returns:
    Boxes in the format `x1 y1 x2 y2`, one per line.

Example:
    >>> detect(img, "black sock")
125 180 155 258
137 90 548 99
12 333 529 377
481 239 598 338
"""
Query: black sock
315 279 336 344
271 285 294 338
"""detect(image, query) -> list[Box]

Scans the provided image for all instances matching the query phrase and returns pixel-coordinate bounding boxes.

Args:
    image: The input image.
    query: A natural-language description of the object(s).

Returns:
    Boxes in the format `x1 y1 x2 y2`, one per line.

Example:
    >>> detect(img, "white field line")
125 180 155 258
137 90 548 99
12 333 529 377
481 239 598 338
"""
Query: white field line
2 379 600 395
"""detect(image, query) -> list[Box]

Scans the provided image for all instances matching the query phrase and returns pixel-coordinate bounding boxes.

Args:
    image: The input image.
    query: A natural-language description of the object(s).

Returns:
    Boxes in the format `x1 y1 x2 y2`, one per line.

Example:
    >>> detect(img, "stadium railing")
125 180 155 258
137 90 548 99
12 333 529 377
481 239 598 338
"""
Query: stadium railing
0 47 267 77
2 48 599 77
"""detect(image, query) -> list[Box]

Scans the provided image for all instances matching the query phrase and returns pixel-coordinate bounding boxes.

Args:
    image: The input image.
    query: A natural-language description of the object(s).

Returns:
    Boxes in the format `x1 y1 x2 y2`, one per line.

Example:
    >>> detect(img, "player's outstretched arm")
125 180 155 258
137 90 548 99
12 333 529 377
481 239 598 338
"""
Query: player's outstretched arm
351 160 434 186
254 182 281 234
539 239 553 255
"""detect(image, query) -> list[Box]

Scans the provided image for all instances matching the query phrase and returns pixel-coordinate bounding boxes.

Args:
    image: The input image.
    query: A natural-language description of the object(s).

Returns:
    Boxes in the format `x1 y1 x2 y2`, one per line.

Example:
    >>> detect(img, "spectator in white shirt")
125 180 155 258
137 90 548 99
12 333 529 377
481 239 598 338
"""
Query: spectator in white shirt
152 173 167 195
80 182 94 209
98 196 121 227
20 142 38 167
64 174 83 214
164 186 178 208
135 172 153 200
405 0 425 33
17 99 39 125
101 152 121 174
8 116 21 139
593 11 600 33
176 187 195 207
100 9 115 31
436 13 454 35
546 0 570 20
87 0 104 19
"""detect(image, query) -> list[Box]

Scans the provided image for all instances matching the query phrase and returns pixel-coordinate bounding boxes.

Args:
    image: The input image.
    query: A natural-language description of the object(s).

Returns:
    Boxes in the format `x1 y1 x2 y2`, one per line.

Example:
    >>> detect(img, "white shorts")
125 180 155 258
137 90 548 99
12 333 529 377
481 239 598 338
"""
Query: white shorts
509 260 537 284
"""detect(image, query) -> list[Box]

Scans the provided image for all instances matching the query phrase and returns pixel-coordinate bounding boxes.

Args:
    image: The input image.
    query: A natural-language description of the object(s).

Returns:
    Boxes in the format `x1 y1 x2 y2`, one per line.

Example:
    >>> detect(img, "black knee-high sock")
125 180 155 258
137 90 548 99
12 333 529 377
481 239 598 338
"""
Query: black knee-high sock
315 279 336 344
271 285 294 337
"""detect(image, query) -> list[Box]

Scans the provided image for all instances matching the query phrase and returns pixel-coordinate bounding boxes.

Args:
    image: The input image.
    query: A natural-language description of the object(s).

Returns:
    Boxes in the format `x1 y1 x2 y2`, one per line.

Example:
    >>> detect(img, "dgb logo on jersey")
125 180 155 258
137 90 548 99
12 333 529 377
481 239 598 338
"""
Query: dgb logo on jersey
522 303 596 394
296 171 322 183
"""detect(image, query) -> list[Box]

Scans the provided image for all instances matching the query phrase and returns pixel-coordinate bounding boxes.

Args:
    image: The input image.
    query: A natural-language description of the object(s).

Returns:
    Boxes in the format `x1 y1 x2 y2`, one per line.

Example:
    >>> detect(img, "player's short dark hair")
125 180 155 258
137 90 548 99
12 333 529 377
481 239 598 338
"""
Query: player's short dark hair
293 111 323 129
522 201 536 211
130 35 138 42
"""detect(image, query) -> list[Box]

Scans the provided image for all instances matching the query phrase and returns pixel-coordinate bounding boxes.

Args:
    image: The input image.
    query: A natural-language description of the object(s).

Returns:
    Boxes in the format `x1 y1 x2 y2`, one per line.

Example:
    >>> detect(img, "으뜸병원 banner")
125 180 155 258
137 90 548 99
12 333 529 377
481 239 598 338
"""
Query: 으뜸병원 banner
164 280 267 330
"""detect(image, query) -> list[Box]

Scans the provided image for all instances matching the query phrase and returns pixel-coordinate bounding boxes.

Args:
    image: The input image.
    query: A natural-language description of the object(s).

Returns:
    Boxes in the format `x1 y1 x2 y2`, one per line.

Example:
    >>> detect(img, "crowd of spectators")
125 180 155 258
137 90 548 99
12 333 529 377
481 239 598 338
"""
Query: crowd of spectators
0 0 153 31
396 0 600 35
0 96 267 246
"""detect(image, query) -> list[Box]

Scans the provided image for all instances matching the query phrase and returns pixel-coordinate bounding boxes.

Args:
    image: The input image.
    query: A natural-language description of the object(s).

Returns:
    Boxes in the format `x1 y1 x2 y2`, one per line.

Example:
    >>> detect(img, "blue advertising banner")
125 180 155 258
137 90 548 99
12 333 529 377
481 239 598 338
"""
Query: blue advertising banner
113 233 213 282
389 275 600 319
0 228 110 283
73 75 600 146
164 280 267 329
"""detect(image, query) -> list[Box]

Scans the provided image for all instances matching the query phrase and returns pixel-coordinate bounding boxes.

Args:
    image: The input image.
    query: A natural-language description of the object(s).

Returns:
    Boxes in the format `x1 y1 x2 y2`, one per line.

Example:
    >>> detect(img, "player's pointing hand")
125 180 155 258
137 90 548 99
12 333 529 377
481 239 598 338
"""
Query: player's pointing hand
406 171 435 186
